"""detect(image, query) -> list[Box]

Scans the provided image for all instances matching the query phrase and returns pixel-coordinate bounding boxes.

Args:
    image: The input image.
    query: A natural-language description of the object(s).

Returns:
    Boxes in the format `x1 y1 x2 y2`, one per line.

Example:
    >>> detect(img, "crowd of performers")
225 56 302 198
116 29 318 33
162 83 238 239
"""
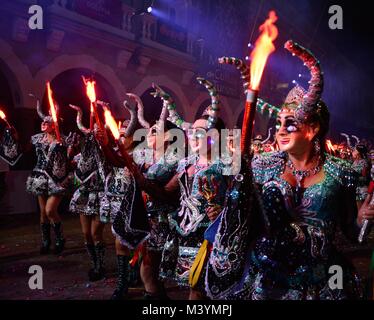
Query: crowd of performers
1 40 374 300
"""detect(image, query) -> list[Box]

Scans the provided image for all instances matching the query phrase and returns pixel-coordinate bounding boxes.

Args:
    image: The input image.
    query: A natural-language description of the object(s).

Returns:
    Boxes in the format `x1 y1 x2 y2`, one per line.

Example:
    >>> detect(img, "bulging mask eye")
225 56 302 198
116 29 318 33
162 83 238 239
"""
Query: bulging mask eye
276 119 300 133
286 125 298 133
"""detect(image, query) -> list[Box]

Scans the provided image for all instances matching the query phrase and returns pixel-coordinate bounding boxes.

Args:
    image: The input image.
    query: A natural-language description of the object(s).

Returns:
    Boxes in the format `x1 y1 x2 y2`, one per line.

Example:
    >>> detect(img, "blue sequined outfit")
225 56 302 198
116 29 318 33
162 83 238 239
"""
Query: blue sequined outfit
226 151 363 299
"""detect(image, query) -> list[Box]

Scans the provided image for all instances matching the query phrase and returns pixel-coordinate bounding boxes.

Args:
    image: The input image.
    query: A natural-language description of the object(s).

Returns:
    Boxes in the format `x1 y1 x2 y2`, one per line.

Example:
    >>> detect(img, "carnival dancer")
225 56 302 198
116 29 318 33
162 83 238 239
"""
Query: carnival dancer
252 128 273 155
94 99 149 300
127 80 228 300
207 41 373 300
0 109 22 166
351 140 371 209
126 90 186 299
26 89 74 255
69 103 108 281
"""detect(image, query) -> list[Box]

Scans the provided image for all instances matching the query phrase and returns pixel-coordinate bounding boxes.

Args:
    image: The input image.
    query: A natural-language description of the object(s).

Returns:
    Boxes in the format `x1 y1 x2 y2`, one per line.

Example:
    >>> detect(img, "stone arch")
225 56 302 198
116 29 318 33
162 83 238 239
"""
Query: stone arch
132 75 191 121
0 39 33 108
33 54 126 111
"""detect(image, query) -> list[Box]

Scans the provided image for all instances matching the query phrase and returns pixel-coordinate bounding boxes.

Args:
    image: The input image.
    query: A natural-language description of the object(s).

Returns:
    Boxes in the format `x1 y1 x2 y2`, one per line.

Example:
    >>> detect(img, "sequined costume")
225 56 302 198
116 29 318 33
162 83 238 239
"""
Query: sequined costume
209 151 363 300
142 152 179 252
100 152 150 249
160 155 228 287
0 127 22 166
69 133 107 217
26 133 70 196
352 158 370 201
207 40 363 300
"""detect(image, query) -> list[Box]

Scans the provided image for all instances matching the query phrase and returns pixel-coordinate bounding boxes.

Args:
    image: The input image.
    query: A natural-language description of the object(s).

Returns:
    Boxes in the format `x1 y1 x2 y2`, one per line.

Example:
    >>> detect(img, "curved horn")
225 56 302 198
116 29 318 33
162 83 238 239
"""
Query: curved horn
261 127 272 144
340 133 353 149
196 77 220 130
29 93 48 121
218 57 250 94
126 93 150 129
123 100 137 137
256 98 280 119
158 102 168 125
218 58 280 119
284 40 323 122
151 83 192 130
69 104 90 134
351 135 360 148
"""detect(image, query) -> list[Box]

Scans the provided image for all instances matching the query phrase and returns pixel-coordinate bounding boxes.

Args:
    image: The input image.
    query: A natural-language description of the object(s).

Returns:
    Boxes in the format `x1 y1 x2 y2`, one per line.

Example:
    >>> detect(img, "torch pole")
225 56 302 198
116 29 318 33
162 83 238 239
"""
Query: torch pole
90 103 94 131
241 89 259 156
92 101 104 130
2 118 11 128
54 116 61 143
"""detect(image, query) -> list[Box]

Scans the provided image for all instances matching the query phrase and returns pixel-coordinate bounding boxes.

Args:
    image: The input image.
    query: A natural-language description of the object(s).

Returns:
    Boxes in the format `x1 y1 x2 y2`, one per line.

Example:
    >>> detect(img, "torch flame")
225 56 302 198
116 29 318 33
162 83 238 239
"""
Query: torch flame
326 139 335 153
0 109 6 120
104 107 120 140
118 121 122 130
82 77 97 103
250 10 278 91
46 82 58 123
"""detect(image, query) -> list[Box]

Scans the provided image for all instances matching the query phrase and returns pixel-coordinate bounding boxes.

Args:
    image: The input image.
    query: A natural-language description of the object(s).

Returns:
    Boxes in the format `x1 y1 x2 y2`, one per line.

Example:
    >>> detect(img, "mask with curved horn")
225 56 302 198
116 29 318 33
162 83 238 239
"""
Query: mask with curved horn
196 77 220 130
218 57 280 119
126 93 150 129
69 104 90 134
151 83 192 131
218 57 250 93
340 133 353 150
29 93 51 122
261 127 273 144
284 40 324 123
256 98 280 119
351 135 360 148
122 100 137 137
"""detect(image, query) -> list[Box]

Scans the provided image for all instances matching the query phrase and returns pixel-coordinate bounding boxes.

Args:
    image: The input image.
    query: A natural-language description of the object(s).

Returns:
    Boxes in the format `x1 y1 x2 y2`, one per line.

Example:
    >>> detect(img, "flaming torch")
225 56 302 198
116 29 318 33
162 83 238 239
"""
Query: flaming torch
326 139 336 155
103 106 120 140
103 105 136 171
46 82 61 142
82 76 102 130
241 10 278 155
0 109 11 128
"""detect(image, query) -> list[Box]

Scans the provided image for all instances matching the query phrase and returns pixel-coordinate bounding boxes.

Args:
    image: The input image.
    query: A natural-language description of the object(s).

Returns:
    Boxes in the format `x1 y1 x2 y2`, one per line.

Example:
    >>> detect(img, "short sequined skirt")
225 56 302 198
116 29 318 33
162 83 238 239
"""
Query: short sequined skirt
160 228 205 288
69 188 102 216
228 248 364 300
146 211 170 252
26 171 67 197
101 193 149 249
356 186 368 202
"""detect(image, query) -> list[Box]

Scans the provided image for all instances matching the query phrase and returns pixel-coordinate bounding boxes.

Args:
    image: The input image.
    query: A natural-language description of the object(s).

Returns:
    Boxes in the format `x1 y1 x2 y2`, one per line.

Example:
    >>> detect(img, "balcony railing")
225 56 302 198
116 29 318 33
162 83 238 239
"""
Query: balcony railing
48 0 198 58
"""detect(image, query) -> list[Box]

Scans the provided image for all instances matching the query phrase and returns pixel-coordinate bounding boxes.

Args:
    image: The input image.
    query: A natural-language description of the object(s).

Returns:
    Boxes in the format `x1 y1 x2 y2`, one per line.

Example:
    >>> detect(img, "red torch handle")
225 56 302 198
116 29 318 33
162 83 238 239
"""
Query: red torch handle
54 121 61 143
92 102 104 130
241 90 258 156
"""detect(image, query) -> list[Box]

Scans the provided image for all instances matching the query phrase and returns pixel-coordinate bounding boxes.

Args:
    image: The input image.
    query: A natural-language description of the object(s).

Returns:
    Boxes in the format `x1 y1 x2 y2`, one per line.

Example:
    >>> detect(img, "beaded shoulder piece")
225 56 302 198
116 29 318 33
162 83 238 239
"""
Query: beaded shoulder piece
324 154 357 188
251 151 286 185
176 154 198 173
31 133 45 145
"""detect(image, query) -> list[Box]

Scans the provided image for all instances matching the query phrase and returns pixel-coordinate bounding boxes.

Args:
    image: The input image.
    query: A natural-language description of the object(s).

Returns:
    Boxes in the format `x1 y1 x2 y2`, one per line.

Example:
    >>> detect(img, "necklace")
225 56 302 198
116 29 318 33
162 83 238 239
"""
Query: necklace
194 162 209 172
286 157 322 189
